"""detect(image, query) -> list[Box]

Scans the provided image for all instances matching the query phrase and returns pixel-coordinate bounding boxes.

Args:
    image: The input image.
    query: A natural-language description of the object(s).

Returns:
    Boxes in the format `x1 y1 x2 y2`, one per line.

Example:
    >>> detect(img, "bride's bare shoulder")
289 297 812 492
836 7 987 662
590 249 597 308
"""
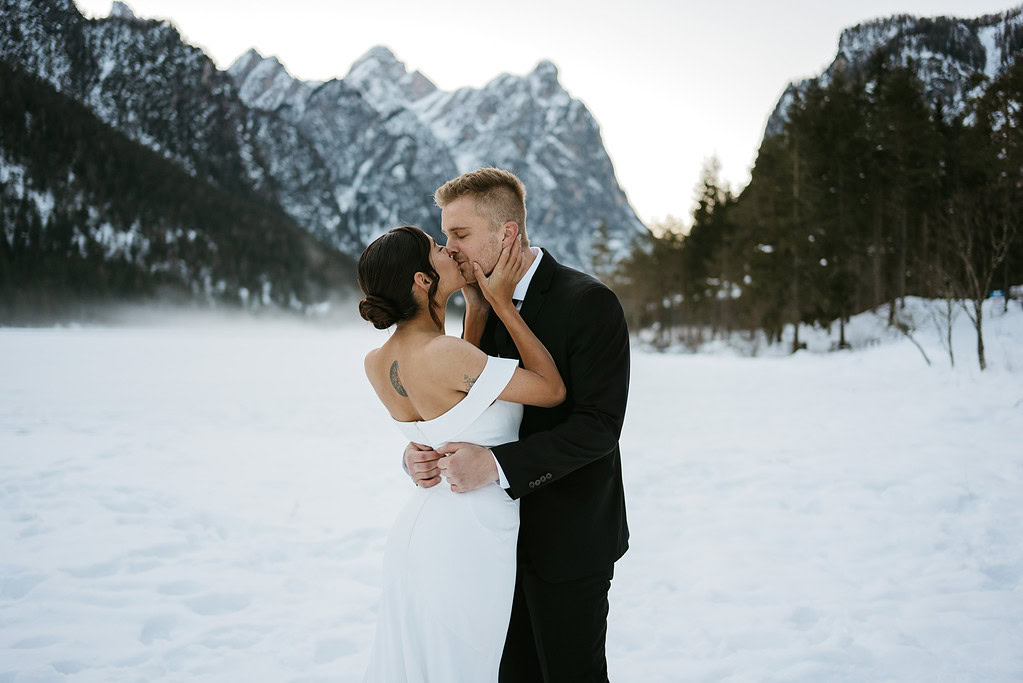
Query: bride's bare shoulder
364 346 381 372
422 335 482 360
363 347 391 392
419 336 487 382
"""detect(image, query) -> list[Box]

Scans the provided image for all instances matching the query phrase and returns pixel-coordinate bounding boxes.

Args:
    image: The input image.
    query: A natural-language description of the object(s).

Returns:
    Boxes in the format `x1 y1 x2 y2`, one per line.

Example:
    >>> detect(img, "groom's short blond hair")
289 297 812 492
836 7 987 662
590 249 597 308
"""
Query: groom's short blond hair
434 168 529 245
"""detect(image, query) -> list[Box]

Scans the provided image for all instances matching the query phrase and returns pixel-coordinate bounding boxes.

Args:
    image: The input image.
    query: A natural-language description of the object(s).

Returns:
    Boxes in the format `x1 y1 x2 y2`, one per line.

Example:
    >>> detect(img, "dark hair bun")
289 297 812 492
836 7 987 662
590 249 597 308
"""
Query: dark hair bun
359 294 399 329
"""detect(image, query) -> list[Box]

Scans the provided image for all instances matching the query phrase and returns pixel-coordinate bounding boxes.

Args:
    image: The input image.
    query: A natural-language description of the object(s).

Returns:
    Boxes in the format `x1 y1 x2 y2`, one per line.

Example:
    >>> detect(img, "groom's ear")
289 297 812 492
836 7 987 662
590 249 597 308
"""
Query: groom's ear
501 221 520 249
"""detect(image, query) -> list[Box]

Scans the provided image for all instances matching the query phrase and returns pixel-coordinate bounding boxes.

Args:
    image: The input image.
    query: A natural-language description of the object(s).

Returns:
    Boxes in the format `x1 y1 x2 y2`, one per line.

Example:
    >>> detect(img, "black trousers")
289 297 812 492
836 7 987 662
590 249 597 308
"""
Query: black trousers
499 558 614 682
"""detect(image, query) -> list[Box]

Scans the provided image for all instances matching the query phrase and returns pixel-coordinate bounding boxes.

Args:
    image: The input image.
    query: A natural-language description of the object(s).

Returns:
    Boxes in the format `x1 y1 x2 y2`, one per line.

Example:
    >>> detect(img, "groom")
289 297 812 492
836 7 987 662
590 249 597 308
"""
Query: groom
403 167 630 681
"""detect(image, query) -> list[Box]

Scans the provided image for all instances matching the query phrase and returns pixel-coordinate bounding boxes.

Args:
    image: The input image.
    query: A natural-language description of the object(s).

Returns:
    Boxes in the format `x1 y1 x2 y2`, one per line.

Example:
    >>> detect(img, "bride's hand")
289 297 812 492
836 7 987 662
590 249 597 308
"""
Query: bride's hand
461 281 489 312
473 236 528 310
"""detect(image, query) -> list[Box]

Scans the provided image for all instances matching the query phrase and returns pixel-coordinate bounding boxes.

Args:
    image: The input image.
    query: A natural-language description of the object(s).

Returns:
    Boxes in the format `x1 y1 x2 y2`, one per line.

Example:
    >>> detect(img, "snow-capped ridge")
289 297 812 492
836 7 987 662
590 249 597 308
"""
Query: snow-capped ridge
0 1 647 271
226 43 644 265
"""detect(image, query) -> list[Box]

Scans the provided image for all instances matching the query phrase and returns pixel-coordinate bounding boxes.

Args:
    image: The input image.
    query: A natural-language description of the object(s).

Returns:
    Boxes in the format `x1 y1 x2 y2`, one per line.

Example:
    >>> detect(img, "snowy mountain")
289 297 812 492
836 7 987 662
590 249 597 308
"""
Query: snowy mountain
0 0 353 255
0 0 646 273
765 5 1023 137
226 46 457 251
229 46 647 267
0 59 354 322
409 59 644 265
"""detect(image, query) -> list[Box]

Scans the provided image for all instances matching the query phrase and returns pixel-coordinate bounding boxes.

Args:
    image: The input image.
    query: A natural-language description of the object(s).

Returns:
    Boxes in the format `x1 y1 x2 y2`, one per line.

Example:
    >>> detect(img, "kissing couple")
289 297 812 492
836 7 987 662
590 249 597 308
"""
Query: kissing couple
358 167 630 682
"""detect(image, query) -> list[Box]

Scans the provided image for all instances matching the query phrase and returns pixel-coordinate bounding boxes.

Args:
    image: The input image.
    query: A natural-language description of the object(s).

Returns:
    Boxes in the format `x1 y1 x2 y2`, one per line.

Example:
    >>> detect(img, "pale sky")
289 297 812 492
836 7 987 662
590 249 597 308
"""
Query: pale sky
76 0 1015 228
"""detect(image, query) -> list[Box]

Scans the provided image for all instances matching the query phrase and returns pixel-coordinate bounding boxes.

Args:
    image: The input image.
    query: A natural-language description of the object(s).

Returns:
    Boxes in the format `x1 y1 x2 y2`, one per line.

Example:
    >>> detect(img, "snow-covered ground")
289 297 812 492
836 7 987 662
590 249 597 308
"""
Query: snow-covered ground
1 299 1021 682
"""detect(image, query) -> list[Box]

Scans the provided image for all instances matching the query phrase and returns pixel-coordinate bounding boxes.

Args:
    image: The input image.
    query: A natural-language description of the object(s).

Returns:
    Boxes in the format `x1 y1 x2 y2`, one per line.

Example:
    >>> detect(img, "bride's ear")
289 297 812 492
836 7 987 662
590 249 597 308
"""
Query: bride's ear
413 271 433 292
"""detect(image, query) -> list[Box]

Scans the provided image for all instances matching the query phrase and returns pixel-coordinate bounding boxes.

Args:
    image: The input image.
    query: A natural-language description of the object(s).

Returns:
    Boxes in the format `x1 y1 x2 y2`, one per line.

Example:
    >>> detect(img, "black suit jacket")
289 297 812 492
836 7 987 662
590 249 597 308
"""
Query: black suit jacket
482 248 630 582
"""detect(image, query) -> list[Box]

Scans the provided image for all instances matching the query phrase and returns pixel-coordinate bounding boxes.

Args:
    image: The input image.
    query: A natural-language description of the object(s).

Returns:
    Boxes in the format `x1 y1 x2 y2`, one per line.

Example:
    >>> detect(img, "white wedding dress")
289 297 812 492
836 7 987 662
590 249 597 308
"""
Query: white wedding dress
363 355 523 682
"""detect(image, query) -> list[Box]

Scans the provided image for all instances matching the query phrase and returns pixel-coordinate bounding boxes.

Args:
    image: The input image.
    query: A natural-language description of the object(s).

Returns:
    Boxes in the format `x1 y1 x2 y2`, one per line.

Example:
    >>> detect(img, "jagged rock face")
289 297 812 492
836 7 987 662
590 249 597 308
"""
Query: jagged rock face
2 0 245 182
108 2 136 21
1 0 349 249
409 60 645 266
344 45 437 112
764 6 1023 138
2 0 647 270
0 55 355 316
0 0 85 94
228 50 317 115
231 46 647 267
230 47 459 248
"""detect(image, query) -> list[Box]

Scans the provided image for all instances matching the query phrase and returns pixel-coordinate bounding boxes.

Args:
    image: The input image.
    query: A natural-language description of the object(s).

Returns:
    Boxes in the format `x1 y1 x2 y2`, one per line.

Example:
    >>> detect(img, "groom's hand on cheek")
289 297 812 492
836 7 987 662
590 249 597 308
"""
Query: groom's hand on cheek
436 443 498 493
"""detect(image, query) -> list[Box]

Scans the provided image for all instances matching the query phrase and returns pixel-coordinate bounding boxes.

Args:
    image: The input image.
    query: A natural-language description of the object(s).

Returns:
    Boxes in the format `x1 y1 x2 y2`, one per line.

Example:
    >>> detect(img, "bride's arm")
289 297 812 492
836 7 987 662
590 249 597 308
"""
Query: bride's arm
461 283 488 349
493 307 565 407
424 334 563 408
473 241 565 407
423 241 564 408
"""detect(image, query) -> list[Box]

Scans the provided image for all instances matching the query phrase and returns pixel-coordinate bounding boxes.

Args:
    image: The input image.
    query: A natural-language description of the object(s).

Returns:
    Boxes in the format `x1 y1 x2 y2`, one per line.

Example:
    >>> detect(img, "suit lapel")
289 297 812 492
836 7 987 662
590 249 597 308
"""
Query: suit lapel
517 247 556 331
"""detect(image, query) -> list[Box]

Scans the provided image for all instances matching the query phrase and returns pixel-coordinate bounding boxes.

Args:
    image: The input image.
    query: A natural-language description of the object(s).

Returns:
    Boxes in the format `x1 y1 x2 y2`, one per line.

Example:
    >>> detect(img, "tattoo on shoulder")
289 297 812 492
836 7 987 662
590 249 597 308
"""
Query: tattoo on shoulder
463 374 478 392
390 360 408 397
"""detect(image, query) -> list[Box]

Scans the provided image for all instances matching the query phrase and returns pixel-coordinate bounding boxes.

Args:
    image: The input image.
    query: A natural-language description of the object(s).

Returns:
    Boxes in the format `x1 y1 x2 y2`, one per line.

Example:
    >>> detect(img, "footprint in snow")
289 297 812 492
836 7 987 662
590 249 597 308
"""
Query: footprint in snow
314 638 359 664
11 634 60 649
157 579 202 596
184 593 250 616
140 614 178 645
51 660 88 674
63 558 120 579
0 572 47 599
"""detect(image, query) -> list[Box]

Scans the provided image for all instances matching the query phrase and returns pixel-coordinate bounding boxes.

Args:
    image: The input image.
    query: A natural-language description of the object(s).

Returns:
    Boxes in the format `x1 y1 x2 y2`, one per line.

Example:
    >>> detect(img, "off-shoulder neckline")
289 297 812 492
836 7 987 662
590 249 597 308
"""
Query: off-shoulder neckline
391 355 500 426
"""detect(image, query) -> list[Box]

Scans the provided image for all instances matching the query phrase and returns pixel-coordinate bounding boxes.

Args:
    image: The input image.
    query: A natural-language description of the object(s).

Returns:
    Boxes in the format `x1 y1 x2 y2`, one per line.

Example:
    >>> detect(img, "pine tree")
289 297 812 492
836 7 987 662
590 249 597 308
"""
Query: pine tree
590 218 615 284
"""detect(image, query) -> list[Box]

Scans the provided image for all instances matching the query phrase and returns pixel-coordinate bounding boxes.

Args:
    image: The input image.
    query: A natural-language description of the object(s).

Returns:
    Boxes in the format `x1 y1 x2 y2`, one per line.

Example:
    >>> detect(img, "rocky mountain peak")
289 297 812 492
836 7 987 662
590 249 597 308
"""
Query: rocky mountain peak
532 59 559 81
346 45 405 82
227 49 314 114
109 1 138 21
344 45 437 112
227 48 265 79
527 58 565 100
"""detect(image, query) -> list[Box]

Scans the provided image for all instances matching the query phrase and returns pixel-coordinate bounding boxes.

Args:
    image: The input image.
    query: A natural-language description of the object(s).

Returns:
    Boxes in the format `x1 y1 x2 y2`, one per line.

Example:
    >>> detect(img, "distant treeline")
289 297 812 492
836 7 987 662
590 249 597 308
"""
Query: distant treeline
0 60 356 324
606 53 1022 368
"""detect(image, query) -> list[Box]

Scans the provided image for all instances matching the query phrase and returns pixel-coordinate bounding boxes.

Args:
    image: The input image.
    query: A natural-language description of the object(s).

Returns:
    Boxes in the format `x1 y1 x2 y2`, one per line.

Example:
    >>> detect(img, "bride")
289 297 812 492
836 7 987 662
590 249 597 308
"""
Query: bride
357 225 565 681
